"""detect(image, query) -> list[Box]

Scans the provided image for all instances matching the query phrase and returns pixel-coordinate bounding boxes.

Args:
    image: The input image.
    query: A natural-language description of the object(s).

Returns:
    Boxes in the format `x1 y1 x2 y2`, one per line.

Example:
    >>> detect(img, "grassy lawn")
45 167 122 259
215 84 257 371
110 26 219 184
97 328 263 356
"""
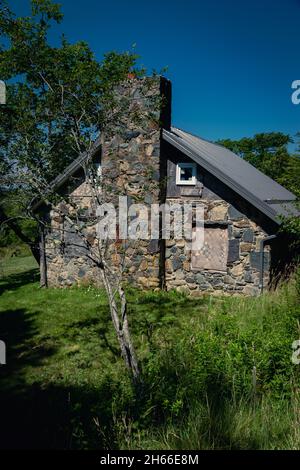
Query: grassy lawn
0 256 208 448
0 254 38 278
0 255 300 449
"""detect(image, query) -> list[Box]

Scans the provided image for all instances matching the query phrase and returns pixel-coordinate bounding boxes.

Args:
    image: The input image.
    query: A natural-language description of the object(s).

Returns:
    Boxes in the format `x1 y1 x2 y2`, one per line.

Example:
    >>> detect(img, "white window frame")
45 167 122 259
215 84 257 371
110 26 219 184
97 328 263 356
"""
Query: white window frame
176 162 197 186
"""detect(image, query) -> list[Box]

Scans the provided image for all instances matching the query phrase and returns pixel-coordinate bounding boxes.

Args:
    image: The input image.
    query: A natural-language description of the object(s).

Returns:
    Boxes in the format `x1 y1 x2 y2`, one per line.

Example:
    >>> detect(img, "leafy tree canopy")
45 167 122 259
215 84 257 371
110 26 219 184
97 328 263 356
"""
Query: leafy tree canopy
0 0 142 251
0 0 141 180
218 132 300 196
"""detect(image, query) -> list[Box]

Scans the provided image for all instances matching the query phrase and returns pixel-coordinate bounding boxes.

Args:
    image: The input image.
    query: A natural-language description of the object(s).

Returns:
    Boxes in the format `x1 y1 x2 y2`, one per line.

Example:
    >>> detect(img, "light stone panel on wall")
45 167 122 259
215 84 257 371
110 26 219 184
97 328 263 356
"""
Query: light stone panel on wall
191 226 228 272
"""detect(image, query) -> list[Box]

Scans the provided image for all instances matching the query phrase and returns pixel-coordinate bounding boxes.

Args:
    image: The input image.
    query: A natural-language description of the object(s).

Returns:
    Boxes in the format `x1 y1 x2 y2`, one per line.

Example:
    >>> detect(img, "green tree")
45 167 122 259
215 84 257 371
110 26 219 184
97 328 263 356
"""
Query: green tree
218 132 300 249
0 0 140 259
218 132 300 194
0 0 146 380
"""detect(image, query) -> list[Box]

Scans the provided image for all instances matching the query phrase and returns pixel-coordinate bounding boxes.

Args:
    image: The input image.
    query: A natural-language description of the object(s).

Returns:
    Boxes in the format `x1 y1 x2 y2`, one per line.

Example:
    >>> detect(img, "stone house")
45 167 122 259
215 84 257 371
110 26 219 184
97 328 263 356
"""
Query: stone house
35 76 299 295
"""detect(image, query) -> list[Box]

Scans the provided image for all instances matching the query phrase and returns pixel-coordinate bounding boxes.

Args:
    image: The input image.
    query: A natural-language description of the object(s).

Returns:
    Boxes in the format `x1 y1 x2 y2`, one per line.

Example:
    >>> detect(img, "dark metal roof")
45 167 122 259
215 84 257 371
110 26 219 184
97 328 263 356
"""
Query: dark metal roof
32 137 101 211
34 127 299 225
162 127 299 224
48 136 101 192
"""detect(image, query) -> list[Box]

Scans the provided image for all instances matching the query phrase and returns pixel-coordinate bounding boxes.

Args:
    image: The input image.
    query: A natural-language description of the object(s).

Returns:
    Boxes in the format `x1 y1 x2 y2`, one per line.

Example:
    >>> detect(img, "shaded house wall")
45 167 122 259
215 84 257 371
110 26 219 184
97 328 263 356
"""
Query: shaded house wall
44 77 279 295
163 142 277 296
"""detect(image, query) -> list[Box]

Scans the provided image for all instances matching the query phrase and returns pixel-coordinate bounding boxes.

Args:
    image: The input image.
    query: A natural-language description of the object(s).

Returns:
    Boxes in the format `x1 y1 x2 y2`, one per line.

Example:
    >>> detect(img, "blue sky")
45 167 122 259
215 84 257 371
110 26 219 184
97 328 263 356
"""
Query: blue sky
12 0 300 149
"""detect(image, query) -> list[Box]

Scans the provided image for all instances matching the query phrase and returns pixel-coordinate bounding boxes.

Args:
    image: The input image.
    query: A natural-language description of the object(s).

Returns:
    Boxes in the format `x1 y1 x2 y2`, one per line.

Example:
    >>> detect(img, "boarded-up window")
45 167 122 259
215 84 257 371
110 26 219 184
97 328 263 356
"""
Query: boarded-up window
192 226 228 272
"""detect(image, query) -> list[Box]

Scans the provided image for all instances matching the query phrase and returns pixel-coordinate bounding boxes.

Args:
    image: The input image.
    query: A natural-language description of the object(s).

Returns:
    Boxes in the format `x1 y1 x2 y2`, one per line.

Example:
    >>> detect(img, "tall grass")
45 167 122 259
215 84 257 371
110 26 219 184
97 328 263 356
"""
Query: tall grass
116 279 300 450
0 256 299 449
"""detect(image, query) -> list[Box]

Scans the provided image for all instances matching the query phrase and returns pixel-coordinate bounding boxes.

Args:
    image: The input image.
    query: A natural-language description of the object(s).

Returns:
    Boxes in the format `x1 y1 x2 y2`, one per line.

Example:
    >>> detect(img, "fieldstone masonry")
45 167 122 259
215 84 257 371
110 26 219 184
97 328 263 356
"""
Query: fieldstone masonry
164 199 270 296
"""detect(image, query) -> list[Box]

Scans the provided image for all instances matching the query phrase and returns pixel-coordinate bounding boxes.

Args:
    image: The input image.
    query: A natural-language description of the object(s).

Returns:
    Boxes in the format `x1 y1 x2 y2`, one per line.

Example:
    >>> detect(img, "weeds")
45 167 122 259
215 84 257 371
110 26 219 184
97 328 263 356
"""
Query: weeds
0 256 299 449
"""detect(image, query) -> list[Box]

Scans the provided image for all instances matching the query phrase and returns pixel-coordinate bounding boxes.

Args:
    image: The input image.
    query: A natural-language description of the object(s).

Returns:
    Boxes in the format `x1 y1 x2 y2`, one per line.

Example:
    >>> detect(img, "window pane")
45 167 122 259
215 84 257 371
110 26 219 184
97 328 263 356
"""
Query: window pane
180 166 193 181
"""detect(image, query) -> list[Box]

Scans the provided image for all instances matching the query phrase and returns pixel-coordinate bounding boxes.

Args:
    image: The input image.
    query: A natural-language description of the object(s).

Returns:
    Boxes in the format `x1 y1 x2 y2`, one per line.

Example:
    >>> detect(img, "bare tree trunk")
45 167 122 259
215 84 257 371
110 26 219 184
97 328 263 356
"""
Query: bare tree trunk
100 266 140 381
118 283 140 379
62 210 140 381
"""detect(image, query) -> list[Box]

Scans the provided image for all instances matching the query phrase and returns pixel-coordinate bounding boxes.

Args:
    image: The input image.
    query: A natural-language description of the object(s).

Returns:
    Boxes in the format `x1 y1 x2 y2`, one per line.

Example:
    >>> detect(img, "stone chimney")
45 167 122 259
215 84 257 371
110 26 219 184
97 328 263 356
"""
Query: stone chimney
101 76 172 289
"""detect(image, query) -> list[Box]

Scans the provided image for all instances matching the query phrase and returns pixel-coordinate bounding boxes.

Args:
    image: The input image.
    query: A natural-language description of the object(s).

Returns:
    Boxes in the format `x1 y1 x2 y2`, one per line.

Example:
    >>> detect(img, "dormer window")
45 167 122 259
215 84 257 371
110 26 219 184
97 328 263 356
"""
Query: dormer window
176 162 197 185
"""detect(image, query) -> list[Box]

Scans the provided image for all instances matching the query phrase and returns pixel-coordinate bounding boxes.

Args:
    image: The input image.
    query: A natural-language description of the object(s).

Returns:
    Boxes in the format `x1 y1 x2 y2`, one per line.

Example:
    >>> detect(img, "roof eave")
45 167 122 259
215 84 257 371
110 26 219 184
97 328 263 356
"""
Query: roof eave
32 138 101 212
162 129 282 225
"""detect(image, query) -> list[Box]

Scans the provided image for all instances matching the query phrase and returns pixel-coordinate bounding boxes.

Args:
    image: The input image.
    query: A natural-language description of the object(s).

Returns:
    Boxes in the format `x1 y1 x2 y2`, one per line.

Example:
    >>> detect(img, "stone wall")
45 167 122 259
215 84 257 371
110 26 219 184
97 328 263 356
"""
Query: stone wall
44 179 98 286
165 198 271 296
162 141 276 296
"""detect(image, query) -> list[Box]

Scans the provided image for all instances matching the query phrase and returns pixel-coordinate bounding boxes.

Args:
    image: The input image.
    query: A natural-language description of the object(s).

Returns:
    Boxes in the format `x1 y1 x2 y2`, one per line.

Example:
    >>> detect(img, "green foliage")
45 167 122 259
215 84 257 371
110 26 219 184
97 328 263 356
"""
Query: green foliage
0 0 143 250
0 0 140 180
0 190 38 247
1 257 300 449
218 132 300 245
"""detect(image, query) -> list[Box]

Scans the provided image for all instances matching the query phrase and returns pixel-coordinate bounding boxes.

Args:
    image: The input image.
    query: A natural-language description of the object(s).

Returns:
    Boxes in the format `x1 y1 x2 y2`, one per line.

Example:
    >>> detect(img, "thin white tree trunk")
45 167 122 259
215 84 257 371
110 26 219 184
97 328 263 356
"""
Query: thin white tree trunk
100 266 140 381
